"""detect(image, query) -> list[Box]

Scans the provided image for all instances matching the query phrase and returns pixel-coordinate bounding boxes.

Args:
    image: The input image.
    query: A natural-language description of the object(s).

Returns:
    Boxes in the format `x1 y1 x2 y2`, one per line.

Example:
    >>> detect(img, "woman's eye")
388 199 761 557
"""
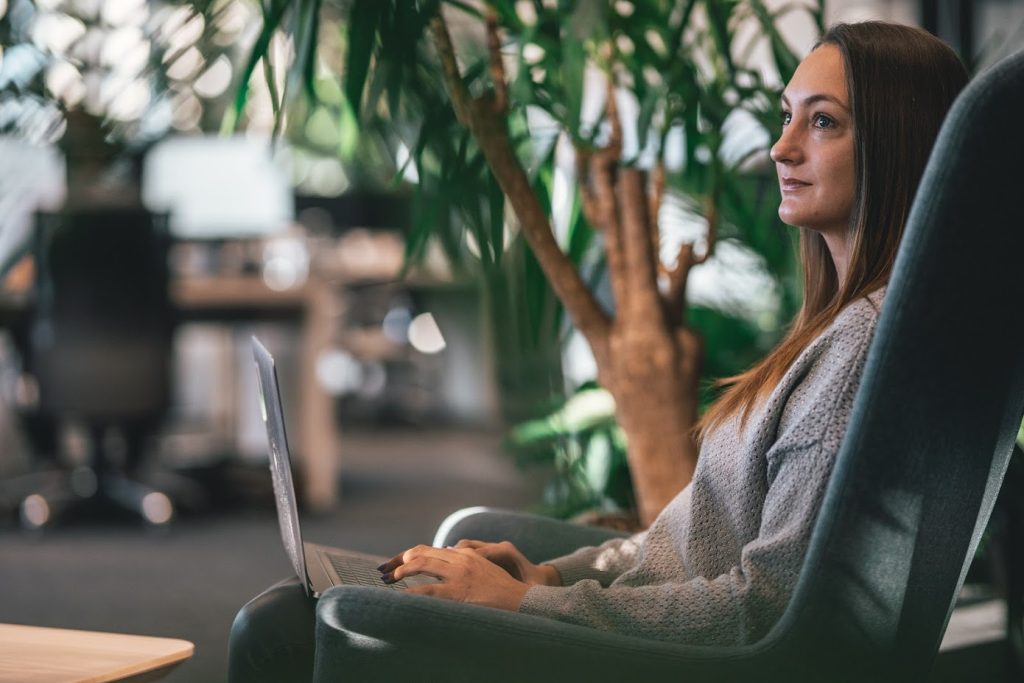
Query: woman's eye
780 111 791 126
813 114 835 129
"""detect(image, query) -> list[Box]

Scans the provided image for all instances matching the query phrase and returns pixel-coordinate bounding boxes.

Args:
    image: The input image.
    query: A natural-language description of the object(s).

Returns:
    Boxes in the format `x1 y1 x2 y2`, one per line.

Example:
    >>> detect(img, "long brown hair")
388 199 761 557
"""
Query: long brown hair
692 22 969 443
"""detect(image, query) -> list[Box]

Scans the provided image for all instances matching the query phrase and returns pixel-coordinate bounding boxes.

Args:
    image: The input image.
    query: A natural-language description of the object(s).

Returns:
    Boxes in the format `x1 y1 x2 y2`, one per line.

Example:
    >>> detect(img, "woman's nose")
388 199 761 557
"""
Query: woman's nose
770 128 801 165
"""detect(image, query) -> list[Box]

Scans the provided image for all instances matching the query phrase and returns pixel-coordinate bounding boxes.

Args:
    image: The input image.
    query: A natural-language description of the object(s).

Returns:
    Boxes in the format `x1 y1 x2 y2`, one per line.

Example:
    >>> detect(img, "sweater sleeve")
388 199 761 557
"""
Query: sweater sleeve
544 529 650 587
518 313 877 645
520 441 829 644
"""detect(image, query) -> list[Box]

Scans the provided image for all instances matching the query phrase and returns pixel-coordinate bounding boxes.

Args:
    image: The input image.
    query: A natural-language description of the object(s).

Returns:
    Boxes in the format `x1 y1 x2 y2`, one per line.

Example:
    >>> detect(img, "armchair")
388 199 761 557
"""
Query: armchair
311 48 1024 682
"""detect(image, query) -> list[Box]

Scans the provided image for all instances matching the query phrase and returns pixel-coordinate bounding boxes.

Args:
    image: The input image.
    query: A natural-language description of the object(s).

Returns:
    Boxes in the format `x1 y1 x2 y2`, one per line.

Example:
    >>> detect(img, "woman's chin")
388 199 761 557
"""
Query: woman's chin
778 206 804 227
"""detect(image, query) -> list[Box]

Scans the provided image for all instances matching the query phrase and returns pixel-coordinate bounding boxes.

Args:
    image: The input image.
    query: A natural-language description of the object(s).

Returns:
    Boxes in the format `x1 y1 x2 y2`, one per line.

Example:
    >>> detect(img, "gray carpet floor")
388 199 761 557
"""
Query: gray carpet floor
0 428 544 682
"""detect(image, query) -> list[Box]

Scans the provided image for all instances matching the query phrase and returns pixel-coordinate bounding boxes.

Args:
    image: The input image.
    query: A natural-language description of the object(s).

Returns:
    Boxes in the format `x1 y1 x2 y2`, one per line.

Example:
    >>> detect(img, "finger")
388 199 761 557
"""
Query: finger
390 555 455 583
455 542 505 564
379 544 451 573
465 545 512 566
468 545 503 560
402 545 461 565
377 552 406 573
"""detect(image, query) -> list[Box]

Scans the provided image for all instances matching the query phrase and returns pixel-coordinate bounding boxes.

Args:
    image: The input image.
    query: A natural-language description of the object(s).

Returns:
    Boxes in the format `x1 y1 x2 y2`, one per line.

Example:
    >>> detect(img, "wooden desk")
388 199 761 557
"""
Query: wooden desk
0 624 193 683
170 275 308 321
171 275 341 511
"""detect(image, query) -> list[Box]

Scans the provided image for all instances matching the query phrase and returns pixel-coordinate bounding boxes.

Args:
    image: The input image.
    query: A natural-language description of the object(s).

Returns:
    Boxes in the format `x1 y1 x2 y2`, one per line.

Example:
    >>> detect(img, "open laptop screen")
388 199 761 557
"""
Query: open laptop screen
251 336 310 593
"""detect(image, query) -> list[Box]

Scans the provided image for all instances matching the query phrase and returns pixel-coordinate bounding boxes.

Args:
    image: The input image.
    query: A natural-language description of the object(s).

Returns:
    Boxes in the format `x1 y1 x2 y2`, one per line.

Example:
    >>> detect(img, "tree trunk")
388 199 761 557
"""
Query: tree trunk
430 14 715 527
596 324 703 525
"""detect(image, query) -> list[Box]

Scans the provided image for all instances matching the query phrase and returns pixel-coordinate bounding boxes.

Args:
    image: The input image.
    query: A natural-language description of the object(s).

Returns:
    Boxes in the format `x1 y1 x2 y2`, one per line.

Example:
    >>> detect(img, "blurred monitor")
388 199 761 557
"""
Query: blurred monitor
0 137 66 274
142 135 293 239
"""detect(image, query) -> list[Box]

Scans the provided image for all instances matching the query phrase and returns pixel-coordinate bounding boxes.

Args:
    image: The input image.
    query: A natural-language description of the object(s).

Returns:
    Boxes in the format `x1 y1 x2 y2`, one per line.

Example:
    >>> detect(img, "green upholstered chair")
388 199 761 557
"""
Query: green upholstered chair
311 49 1024 682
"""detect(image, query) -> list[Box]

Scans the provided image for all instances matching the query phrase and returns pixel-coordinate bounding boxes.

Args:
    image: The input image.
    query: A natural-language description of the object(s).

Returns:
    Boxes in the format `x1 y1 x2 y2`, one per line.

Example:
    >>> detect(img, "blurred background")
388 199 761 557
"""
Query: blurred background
1 0 1022 680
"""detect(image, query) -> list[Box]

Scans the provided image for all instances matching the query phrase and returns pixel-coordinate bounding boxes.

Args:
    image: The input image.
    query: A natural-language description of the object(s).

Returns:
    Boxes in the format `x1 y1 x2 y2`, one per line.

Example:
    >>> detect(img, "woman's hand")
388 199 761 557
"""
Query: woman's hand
449 540 561 587
378 545 530 611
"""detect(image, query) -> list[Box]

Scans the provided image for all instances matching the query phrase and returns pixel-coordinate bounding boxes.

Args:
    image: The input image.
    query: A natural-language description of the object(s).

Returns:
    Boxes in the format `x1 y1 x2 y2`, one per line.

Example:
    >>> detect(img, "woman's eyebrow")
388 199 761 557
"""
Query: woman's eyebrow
781 92 850 112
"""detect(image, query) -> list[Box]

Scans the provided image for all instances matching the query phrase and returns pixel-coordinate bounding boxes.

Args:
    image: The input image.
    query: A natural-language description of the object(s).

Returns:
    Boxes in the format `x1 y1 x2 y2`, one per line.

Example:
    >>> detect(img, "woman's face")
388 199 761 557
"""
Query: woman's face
770 44 856 236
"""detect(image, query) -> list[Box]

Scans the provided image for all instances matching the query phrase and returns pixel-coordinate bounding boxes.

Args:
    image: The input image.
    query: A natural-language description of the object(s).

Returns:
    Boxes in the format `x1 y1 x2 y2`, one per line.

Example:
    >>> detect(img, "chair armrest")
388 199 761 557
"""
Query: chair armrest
432 507 629 563
313 586 755 682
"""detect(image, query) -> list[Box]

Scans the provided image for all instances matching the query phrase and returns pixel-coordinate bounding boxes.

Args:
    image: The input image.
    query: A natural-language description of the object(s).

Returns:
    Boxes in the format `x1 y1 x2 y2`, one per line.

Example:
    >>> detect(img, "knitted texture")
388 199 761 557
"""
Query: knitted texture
519 287 886 646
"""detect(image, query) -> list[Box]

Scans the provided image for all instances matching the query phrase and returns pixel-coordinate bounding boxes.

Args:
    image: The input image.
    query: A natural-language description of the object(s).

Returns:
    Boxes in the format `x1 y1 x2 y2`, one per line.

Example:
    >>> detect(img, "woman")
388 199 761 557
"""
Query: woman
230 20 969 679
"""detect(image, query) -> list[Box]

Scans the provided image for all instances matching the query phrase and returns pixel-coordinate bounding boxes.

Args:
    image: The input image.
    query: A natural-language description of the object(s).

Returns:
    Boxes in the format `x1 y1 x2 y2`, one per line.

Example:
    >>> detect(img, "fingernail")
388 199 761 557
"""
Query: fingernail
376 563 387 572
381 572 394 583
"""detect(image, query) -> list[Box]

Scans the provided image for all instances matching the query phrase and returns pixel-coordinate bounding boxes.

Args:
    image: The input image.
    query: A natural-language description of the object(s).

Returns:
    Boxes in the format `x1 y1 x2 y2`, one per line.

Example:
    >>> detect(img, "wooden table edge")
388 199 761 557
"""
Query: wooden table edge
79 639 194 683
0 624 194 683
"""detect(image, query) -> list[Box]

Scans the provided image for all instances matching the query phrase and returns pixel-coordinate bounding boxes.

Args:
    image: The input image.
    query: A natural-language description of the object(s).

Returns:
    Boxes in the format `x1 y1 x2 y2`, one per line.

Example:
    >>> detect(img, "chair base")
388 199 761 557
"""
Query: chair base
18 468 177 529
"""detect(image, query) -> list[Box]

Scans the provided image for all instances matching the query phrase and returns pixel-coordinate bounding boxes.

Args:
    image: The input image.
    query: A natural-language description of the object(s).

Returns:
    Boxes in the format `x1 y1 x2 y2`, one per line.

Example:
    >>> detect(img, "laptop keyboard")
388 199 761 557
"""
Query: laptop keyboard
326 553 408 590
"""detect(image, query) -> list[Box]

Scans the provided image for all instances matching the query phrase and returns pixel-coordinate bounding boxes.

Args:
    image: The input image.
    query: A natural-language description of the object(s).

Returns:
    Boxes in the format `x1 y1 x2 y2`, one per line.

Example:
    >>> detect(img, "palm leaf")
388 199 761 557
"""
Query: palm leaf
344 0 384 122
223 0 291 133
750 0 801 84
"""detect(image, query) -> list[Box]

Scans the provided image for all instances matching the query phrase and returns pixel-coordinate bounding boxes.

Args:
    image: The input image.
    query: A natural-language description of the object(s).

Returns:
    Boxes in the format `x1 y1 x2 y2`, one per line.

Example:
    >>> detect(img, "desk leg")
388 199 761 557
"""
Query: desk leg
299 278 339 512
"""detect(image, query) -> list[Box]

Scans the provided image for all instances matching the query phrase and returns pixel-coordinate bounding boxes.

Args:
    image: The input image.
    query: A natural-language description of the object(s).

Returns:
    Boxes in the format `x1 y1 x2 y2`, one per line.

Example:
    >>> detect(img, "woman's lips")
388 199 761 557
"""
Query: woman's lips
781 179 811 191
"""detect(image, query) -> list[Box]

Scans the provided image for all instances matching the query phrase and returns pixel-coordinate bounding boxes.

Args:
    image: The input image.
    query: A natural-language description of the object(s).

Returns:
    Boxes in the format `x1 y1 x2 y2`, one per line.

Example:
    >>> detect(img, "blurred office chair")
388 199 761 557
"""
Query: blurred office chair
20 206 177 528
306 50 1024 681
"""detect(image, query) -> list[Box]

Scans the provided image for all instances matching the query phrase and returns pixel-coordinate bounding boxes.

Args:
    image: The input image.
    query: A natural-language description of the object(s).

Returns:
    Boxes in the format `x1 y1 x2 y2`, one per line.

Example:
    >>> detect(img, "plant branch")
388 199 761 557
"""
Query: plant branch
429 17 472 126
665 242 693 323
691 194 718 266
596 70 660 325
590 146 629 317
604 77 623 160
618 167 664 324
575 147 602 230
650 161 666 275
588 76 631 321
664 192 719 320
485 7 507 114
429 12 611 345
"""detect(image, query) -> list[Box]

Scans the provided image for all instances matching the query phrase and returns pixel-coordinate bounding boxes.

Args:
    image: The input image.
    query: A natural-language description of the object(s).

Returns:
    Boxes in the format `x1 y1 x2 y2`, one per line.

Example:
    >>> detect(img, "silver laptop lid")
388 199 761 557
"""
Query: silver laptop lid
251 336 312 596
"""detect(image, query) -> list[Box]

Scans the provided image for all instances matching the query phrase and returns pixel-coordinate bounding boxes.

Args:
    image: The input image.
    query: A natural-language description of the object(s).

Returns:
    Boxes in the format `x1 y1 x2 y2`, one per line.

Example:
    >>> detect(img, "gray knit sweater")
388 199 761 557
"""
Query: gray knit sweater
518 286 886 646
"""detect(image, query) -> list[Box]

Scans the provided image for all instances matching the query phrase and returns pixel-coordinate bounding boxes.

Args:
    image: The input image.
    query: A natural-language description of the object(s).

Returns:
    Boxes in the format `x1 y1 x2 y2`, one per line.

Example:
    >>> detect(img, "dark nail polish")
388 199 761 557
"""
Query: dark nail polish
376 563 387 572
381 572 394 583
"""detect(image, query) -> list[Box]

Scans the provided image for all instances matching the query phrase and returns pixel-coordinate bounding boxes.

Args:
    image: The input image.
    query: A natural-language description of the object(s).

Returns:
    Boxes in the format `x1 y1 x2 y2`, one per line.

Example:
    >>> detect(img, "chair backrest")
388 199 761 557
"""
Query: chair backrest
767 49 1024 679
31 207 172 420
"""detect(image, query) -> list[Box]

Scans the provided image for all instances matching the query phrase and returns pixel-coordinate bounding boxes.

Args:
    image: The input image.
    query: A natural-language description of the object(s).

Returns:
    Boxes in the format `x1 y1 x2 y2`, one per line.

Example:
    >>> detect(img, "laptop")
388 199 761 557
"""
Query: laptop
251 336 436 598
